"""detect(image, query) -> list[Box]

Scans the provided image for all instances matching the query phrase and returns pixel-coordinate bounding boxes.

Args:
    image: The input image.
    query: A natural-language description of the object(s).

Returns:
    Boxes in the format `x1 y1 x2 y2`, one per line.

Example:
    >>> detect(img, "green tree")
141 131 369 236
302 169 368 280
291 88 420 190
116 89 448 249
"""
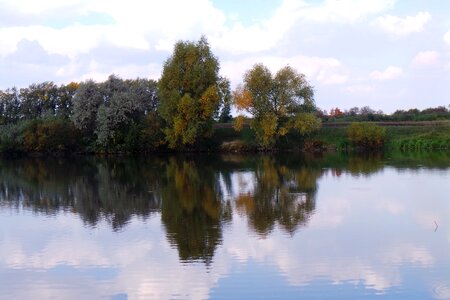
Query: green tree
0 88 21 124
95 78 160 150
216 77 232 123
233 64 320 148
71 79 103 137
158 37 229 148
56 82 79 119
20 82 59 119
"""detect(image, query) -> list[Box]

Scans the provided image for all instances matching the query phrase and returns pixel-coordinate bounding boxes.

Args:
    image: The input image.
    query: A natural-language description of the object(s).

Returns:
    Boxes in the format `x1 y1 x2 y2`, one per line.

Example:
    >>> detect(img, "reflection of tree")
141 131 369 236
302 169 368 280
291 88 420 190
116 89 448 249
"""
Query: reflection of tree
347 153 384 175
71 158 162 230
306 152 385 177
0 157 161 230
235 156 320 236
2 152 438 263
159 157 231 263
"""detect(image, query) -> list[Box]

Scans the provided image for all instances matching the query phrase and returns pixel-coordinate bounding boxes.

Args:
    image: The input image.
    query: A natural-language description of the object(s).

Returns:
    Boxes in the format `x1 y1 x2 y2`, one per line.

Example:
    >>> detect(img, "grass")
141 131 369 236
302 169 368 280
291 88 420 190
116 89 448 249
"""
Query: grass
292 124 449 151
386 126 450 151
307 127 348 150
211 122 450 152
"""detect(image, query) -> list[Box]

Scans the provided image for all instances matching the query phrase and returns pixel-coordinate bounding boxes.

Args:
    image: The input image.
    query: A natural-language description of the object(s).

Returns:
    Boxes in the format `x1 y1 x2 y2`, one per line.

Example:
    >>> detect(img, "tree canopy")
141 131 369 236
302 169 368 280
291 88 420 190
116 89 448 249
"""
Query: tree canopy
158 36 229 148
233 64 320 148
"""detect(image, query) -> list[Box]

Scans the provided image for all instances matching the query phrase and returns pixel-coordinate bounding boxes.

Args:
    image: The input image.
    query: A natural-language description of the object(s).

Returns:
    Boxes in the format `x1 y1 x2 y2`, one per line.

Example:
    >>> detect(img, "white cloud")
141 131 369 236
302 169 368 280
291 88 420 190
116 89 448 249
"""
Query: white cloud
444 30 450 45
211 23 286 54
370 66 403 80
211 0 394 54
213 0 396 53
375 12 431 36
0 0 448 112
221 54 348 87
344 84 375 94
411 50 440 68
0 0 397 58
73 62 162 83
211 0 300 54
295 0 395 23
0 0 227 57
0 25 113 57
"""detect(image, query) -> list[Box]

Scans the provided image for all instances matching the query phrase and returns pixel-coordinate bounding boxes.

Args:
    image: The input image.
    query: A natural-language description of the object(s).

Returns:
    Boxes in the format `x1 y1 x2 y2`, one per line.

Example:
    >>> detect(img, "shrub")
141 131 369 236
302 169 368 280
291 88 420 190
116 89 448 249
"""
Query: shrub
22 118 80 152
347 122 386 150
0 121 29 152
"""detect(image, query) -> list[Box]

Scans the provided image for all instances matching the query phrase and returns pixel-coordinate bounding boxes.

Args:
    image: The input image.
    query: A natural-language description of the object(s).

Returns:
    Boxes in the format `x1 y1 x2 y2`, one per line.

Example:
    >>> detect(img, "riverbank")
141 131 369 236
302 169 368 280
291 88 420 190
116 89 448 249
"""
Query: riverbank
1 121 449 155
213 121 450 152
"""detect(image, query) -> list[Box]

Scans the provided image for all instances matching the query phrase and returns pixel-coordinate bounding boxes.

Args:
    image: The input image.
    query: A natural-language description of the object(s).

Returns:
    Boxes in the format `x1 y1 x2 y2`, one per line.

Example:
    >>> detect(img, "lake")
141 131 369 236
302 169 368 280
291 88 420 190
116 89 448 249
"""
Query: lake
0 152 449 299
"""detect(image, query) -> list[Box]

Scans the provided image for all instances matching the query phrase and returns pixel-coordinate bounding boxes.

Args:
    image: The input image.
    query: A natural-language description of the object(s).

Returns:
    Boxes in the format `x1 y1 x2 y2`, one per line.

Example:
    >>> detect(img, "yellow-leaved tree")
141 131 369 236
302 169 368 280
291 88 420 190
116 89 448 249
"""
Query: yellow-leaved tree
158 37 230 149
233 64 321 148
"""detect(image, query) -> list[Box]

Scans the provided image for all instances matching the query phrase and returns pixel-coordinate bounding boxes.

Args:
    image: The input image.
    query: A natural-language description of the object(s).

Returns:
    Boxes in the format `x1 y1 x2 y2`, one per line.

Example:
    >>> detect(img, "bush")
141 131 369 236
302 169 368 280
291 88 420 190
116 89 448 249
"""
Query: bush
347 122 386 150
0 121 29 152
22 118 80 152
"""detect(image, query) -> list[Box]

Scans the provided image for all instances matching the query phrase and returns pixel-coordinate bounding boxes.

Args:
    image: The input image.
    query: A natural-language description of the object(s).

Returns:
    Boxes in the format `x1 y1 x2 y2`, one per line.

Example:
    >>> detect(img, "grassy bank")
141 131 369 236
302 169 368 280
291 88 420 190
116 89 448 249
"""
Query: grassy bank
212 122 450 152
385 125 450 150
1 121 448 154
309 124 450 151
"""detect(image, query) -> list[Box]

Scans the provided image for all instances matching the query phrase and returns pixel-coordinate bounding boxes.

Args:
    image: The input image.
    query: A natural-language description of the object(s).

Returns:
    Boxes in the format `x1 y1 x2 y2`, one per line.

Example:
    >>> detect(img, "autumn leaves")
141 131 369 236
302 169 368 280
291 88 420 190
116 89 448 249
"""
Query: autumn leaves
160 38 321 149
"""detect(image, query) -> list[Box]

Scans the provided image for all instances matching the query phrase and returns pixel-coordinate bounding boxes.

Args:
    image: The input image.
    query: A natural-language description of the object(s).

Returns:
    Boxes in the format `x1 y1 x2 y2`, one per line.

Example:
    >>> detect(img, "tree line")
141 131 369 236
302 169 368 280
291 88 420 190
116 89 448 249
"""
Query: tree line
1 36 447 153
0 37 320 153
323 105 450 122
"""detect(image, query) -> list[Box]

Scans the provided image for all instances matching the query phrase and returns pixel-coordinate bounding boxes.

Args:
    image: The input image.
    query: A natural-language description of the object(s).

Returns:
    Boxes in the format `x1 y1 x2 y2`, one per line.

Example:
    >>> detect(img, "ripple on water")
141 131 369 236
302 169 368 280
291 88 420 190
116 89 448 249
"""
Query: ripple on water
434 282 450 299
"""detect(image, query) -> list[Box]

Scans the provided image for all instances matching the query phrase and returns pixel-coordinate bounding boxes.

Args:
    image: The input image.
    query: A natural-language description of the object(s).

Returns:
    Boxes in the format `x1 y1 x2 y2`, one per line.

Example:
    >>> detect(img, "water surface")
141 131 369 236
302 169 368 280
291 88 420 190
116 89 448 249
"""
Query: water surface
0 152 449 299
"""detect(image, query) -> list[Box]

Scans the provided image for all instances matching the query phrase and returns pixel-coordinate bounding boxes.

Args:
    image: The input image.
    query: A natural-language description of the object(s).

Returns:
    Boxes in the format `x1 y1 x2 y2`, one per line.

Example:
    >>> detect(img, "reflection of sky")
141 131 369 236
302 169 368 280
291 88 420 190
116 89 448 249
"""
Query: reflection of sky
1 167 450 299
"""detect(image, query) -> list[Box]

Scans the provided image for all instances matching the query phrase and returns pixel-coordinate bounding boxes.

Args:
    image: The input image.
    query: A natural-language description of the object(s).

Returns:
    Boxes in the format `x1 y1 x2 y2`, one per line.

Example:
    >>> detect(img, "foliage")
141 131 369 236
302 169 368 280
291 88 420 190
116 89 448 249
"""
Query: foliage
386 126 450 150
0 88 21 124
233 115 246 132
20 82 59 119
69 75 161 151
216 77 232 123
291 113 322 135
0 82 80 124
0 75 163 153
0 121 28 152
158 37 229 148
0 38 447 154
347 122 386 149
233 63 320 148
71 79 103 136
0 118 79 153
22 118 80 152
57 82 79 119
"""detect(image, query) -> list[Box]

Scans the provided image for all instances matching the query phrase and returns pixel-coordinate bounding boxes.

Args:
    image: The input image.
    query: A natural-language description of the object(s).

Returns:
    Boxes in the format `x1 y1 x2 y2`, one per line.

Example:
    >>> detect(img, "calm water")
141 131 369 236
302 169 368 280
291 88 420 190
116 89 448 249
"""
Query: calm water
0 152 449 299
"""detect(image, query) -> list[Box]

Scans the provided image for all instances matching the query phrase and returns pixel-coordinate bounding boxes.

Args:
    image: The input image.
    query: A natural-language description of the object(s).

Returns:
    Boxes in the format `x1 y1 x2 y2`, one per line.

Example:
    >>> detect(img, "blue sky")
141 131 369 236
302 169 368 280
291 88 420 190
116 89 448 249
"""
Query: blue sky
0 0 449 113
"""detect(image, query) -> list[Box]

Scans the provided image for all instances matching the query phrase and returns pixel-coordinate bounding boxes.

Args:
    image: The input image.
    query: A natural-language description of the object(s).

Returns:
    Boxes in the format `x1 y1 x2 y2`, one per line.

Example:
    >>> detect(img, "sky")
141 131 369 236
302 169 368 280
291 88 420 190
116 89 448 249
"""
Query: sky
0 0 449 113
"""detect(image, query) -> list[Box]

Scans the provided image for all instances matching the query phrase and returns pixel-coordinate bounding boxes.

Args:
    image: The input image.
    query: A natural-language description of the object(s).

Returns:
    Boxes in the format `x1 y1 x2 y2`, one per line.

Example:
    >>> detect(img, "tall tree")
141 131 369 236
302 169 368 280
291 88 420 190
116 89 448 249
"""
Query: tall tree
20 82 59 119
216 77 232 123
0 88 21 124
233 64 320 148
95 78 160 149
71 79 103 137
56 82 79 119
158 36 229 148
